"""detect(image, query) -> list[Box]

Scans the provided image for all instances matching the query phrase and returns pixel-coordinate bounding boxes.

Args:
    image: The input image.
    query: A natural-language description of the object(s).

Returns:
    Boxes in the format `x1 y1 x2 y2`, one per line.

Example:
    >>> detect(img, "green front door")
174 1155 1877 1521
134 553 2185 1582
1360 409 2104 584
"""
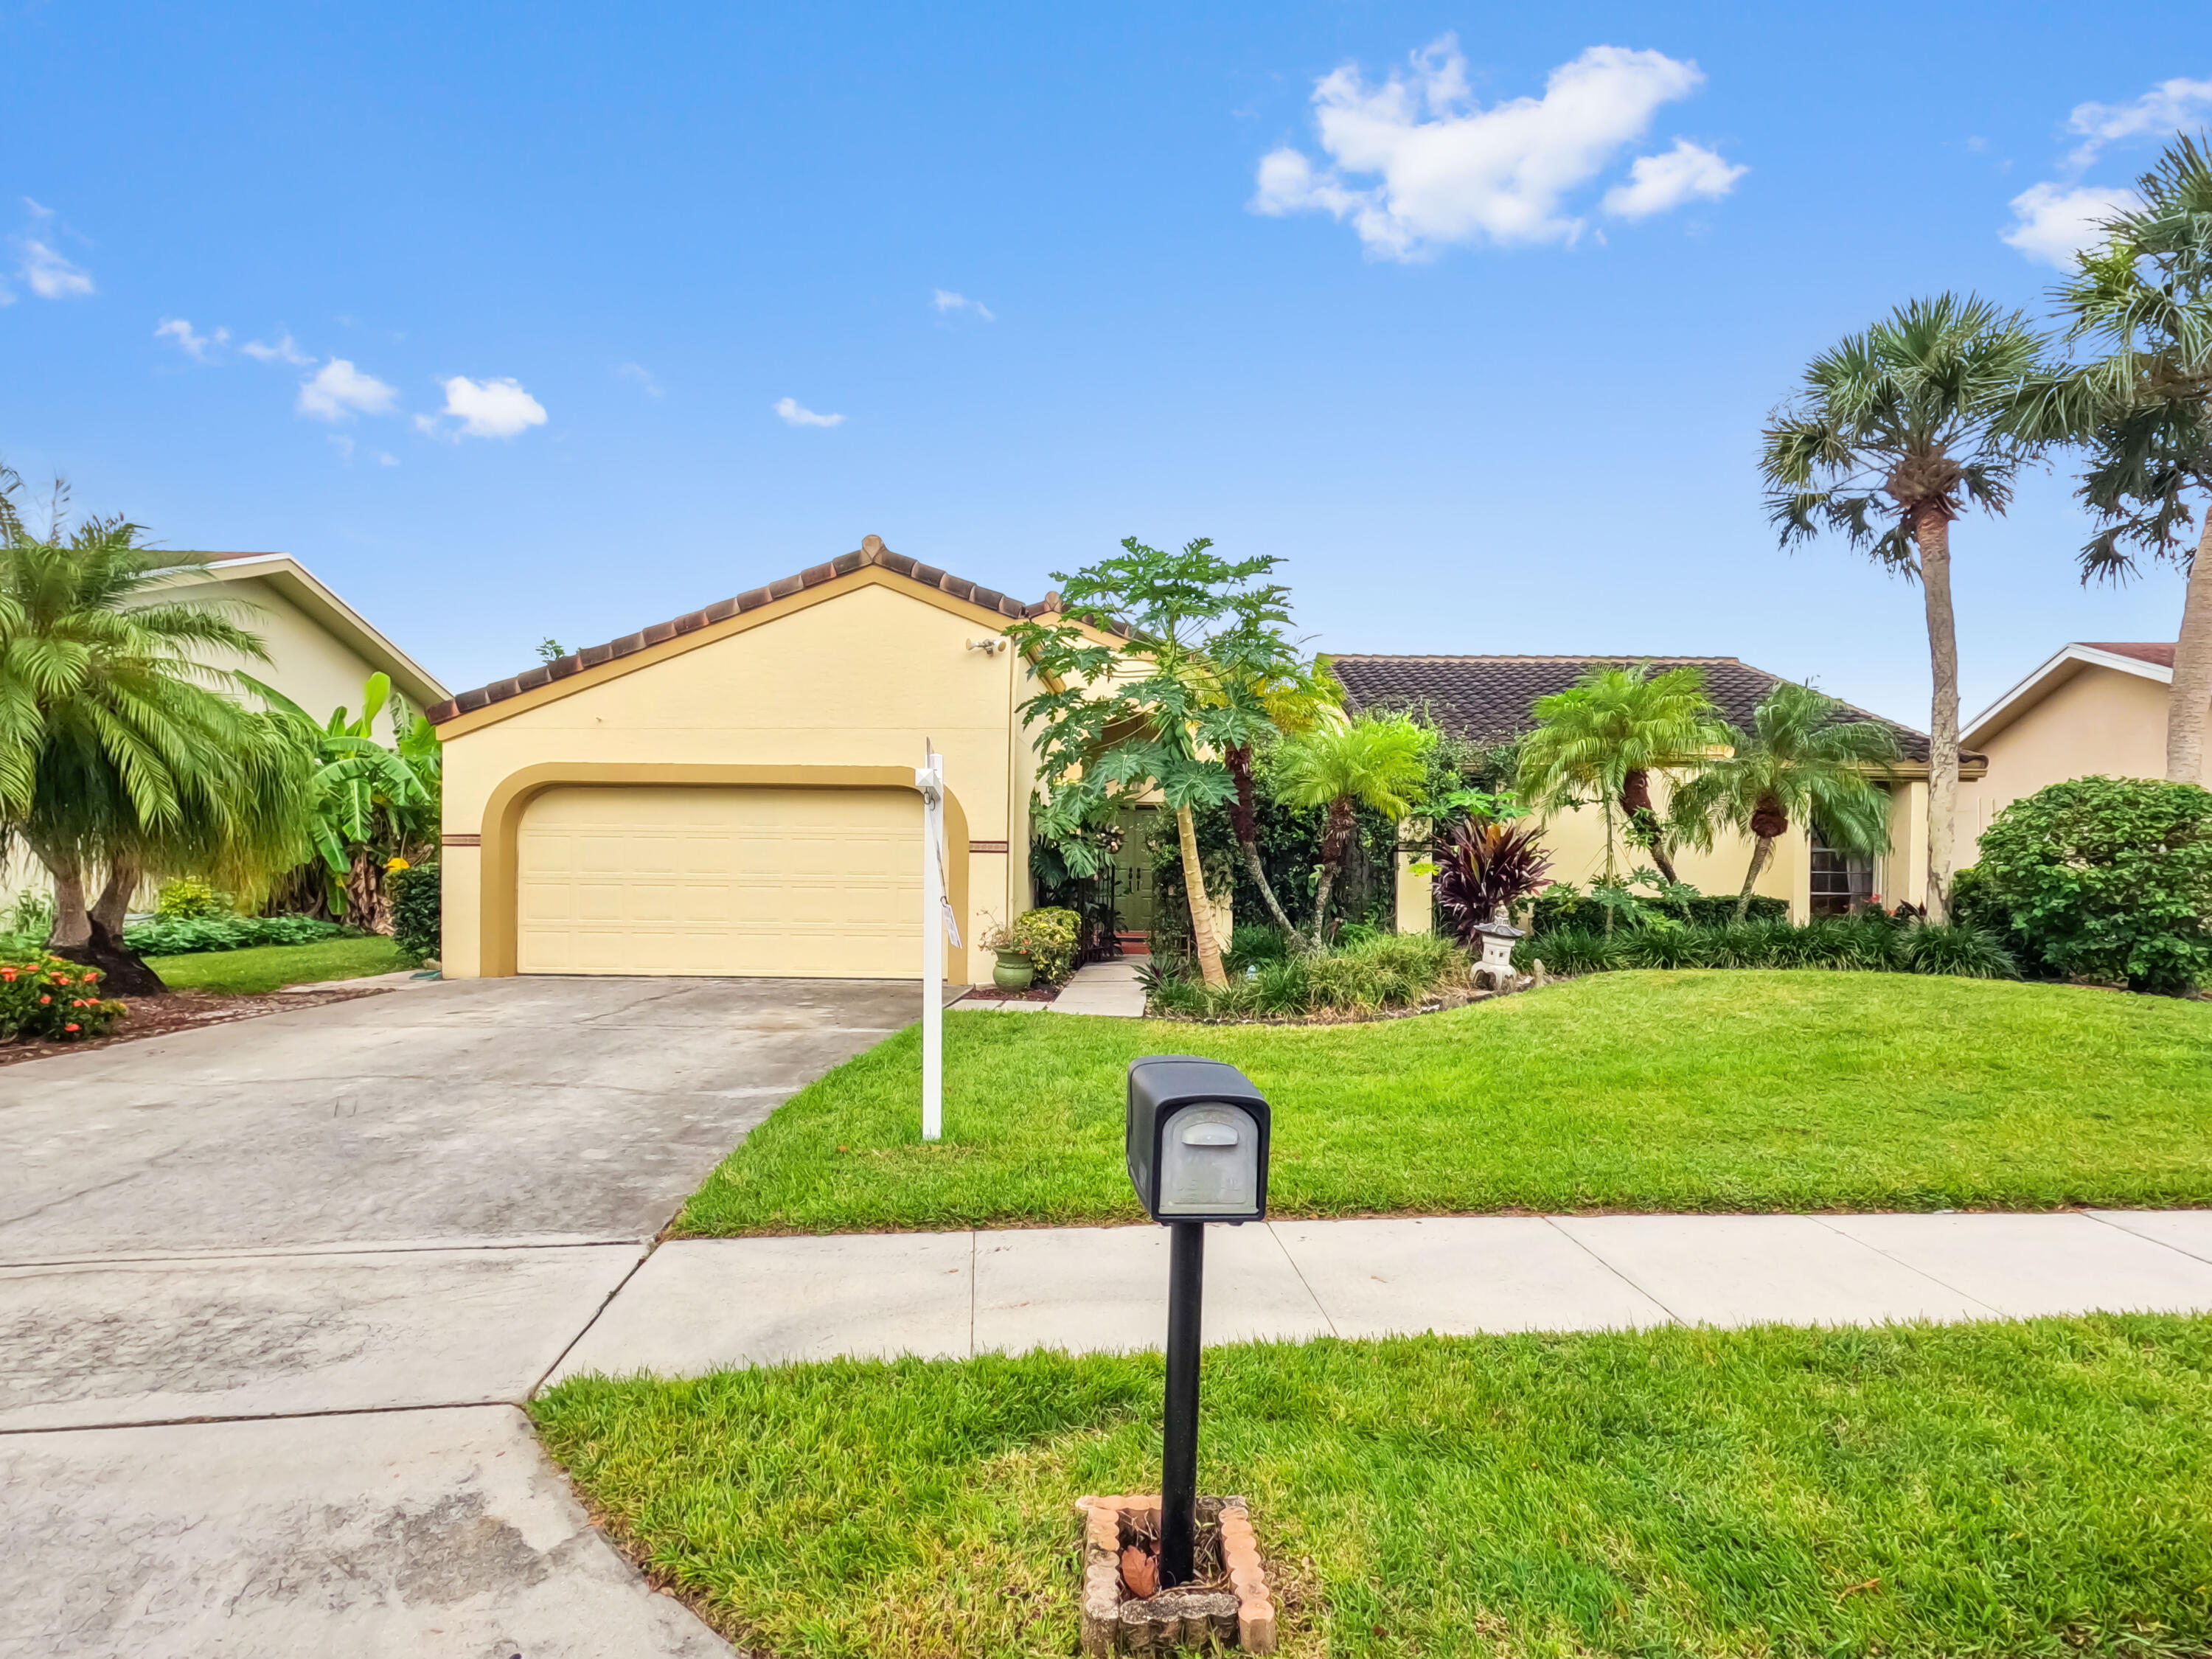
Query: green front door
1108 806 1158 937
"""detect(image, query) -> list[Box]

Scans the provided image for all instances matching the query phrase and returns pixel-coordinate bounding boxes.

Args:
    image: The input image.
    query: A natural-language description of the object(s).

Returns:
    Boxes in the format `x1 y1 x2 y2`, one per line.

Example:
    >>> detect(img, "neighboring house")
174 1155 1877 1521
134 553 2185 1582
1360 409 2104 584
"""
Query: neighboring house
1 552 447 914
1961 642 2191 852
1334 655 1975 928
146 553 449 734
429 537 1067 982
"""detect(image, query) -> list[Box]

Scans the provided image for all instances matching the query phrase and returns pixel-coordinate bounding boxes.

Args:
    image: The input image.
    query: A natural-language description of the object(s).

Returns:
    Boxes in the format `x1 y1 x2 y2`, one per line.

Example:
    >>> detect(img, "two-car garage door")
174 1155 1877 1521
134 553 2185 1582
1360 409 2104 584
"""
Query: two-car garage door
515 785 920 978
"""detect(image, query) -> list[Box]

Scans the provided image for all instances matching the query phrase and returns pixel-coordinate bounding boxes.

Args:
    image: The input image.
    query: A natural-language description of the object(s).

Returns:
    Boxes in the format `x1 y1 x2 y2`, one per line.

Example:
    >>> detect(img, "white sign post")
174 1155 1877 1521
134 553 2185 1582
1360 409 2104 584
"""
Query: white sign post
916 747 955 1143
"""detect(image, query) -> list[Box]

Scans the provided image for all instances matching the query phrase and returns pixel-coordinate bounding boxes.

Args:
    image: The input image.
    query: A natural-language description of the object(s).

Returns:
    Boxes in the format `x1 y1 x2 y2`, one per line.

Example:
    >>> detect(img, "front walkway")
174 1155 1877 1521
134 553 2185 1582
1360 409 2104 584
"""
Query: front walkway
550 1208 2212 1380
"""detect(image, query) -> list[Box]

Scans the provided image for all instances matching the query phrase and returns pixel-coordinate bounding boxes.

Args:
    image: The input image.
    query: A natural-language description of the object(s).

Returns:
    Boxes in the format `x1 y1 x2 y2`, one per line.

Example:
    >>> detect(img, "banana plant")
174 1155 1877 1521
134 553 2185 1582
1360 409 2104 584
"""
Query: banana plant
243 672 438 926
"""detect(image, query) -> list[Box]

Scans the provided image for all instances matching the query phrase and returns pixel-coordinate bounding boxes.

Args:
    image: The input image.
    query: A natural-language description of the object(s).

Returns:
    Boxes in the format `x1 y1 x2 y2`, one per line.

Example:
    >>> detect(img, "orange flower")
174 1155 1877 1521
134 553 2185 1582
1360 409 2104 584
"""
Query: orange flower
63 1023 79 1033
38 995 51 1005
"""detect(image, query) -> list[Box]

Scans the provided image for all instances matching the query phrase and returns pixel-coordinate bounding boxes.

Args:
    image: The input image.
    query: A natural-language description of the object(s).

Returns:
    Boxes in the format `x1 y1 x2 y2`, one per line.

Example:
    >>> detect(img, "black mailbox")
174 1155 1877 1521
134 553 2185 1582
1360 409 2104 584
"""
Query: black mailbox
1126 1055 1270 1224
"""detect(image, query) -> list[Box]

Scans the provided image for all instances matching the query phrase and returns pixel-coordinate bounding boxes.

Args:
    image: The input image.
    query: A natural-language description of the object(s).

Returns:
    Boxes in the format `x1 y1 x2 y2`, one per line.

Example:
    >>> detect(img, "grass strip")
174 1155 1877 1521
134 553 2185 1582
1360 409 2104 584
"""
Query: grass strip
676 972 2212 1234
145 934 406 995
535 1316 2212 1658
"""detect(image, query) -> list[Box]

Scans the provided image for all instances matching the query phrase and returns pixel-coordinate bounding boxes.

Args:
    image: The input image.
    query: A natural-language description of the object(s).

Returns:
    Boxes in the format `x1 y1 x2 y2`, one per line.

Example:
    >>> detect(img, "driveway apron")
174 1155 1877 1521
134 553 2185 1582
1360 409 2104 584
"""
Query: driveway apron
0 975 915 1658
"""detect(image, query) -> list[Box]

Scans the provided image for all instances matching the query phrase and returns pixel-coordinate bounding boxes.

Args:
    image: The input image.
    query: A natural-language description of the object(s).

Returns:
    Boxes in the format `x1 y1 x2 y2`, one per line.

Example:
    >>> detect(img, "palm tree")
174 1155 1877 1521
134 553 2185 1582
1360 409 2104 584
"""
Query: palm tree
1208 616 1343 940
0 466 312 992
1762 295 2051 922
243 672 439 931
1667 681 1899 920
2006 135 2212 782
1513 663 1723 886
1273 712 1433 949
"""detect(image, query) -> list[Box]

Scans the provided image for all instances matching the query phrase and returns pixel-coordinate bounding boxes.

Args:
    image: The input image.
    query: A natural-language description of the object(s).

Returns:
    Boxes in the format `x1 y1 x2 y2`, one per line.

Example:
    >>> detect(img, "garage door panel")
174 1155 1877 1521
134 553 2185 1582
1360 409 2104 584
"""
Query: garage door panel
515 785 925 978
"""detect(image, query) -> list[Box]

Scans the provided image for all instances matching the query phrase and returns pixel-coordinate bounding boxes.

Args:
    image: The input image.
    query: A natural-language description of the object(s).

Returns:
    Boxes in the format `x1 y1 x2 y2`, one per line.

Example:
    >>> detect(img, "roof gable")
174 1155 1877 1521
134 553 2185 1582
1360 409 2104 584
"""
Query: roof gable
1963 641 2174 748
428 535 1056 727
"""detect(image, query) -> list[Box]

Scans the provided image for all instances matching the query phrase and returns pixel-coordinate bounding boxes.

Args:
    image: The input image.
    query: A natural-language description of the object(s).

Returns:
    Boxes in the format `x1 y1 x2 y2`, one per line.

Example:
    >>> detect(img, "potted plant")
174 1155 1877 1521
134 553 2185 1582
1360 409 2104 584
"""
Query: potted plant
980 920 1035 990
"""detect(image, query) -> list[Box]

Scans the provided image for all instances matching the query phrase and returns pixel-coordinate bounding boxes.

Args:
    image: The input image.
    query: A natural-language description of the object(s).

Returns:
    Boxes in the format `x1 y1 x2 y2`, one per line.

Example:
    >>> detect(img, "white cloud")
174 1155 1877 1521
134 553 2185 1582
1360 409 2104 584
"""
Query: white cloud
426 375 548 439
616 361 663 396
774 396 845 428
1601 138 1747 218
13 201 94 299
1250 37 1732 257
154 317 228 360
241 330 313 365
2000 181 2139 266
2062 77 2212 171
377 451 399 467
297 358 400 421
932 289 995 320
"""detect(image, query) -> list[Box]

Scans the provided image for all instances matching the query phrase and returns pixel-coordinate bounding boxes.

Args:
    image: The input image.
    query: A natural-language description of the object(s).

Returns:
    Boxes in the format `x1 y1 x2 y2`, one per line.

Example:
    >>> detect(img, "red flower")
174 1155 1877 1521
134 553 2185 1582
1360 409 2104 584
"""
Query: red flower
38 995 51 1005
63 1023 80 1033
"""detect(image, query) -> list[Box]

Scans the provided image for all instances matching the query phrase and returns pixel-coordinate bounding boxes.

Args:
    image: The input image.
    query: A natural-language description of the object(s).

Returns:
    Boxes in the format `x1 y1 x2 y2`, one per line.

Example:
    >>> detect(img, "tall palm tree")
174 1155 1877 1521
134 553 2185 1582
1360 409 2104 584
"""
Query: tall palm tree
0 466 312 992
1273 712 1433 949
1762 295 2051 922
1208 614 1343 940
2006 135 2212 782
1667 681 1899 920
1513 663 1723 885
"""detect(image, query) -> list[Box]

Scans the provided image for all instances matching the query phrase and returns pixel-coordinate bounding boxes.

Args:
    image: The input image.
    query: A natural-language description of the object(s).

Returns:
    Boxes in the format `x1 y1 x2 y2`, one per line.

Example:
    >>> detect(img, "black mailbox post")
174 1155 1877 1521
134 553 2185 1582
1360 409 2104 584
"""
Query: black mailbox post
1126 1056 1270 1589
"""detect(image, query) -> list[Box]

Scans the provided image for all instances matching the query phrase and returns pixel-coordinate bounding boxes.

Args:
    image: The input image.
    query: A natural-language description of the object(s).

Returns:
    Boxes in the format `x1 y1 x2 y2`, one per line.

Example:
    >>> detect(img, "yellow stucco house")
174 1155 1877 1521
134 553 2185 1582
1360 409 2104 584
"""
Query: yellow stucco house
1334 655 1972 928
1961 641 2193 852
429 537 1060 983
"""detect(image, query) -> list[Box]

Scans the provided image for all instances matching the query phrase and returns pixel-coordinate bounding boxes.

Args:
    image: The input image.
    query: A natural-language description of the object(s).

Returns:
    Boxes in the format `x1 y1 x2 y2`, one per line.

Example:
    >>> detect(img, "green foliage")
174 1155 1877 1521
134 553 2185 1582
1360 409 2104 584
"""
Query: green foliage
1145 931 1467 1020
1431 818 1554 945
120 913 349 956
1 951 126 1041
1516 916 2014 981
0 465 313 914
1273 712 1434 823
155 876 230 919
1762 293 2053 570
389 861 442 965
987 905 1078 984
1973 776 2212 994
4 886 54 941
1534 891 1787 933
1516 662 1723 877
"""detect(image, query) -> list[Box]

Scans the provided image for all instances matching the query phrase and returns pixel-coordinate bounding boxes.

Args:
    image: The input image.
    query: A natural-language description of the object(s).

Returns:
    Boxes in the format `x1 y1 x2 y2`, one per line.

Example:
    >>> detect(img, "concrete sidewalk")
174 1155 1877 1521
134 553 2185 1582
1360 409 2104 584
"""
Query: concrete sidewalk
551 1209 2212 1382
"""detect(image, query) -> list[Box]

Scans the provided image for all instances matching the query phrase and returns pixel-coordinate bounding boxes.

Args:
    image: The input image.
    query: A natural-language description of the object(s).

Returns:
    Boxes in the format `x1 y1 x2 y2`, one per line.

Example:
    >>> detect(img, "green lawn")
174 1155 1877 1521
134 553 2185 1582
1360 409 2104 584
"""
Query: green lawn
145 935 408 995
677 972 2212 1234
534 1317 2212 1658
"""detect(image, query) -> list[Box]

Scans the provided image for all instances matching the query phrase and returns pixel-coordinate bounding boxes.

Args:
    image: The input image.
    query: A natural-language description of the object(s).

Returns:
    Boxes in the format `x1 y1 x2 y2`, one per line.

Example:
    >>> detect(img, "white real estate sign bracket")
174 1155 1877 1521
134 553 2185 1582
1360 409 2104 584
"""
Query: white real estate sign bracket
916 745 956 1143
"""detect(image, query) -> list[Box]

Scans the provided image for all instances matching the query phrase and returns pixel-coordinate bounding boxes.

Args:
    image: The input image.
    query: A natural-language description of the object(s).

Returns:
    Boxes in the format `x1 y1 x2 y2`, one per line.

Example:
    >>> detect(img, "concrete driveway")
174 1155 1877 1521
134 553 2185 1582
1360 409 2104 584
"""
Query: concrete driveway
0 975 917 1658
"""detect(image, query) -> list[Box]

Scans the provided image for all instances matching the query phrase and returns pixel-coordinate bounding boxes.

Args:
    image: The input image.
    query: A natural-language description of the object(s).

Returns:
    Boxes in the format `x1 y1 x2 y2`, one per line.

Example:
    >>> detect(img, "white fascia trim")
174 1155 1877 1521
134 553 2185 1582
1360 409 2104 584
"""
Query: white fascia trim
1964 643 2171 748
184 554 451 707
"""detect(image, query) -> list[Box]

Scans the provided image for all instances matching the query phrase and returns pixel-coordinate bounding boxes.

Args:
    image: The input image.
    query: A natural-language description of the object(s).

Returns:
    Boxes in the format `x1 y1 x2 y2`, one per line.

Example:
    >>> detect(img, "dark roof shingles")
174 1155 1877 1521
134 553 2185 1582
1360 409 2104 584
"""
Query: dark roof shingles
1332 654 1944 765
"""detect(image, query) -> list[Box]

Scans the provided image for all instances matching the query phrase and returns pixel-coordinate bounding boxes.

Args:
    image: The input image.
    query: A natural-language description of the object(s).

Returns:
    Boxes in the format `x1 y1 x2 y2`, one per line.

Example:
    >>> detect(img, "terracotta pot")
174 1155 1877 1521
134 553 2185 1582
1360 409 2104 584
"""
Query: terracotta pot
993 950 1035 990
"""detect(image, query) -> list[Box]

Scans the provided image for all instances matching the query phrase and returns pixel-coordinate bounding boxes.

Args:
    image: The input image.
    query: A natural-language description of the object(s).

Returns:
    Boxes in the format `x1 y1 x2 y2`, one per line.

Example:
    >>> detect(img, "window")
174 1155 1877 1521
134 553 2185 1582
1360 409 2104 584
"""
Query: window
1808 825 1874 917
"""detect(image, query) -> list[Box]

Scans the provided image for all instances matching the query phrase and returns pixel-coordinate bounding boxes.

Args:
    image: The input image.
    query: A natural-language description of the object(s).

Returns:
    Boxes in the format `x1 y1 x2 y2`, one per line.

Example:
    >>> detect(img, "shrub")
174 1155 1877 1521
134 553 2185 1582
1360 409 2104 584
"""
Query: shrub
1433 819 1553 945
1899 921 2019 980
1971 777 2212 994
0 953 128 1042
1618 925 1714 970
121 914 349 956
7 888 56 940
1147 931 1467 1019
1531 891 1787 934
155 877 231 919
389 862 442 965
1012 907 1080 983
1514 927 1618 976
1225 925 1293 974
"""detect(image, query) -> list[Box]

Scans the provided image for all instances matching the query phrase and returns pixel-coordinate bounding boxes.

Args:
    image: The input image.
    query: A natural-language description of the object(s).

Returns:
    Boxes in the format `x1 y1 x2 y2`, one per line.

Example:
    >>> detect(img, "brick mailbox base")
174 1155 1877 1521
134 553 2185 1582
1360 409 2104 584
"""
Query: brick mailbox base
1077 1494 1277 1654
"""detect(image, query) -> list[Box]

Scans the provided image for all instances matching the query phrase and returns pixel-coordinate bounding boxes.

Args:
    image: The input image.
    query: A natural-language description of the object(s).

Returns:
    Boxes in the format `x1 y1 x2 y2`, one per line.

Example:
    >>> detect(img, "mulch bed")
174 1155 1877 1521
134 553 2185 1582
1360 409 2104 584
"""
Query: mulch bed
0 985 396 1068
959 983 1062 1003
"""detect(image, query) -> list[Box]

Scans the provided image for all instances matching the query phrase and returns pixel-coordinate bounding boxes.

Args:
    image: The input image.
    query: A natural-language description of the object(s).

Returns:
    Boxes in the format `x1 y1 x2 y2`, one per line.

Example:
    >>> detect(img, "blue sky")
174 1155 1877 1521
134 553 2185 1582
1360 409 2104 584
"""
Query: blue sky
6 1 2208 727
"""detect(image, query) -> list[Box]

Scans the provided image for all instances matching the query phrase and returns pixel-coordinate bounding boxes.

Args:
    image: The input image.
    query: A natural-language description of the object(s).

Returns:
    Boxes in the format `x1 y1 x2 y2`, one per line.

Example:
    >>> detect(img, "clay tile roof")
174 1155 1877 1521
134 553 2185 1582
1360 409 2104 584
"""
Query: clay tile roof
427 535 1041 724
1331 653 1953 766
2081 641 2176 668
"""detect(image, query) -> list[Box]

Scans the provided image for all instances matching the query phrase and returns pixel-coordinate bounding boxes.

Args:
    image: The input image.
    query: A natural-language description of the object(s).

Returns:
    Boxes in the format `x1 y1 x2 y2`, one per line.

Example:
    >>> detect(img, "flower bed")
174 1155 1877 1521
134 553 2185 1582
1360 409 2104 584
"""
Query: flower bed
0 952 126 1043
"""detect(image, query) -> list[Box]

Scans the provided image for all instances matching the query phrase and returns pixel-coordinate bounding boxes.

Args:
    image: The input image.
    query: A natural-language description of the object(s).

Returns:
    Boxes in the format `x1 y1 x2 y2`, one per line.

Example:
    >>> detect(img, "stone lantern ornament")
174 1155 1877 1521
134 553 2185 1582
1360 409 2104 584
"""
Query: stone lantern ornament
1472 916 1525 990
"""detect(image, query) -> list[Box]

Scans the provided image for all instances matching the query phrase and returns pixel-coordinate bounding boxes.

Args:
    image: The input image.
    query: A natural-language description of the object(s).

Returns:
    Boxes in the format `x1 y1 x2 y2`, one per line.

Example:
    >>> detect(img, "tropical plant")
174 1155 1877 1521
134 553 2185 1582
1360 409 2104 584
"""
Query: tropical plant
389 861 442 965
1431 818 1554 946
1272 712 1435 949
1514 664 1723 887
1666 681 1899 921
1972 776 2212 994
1006 538 1293 987
0 950 125 1040
155 876 229 919
1763 296 2052 920
245 672 439 931
2006 136 2212 782
1897 921 2019 980
0 465 313 992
